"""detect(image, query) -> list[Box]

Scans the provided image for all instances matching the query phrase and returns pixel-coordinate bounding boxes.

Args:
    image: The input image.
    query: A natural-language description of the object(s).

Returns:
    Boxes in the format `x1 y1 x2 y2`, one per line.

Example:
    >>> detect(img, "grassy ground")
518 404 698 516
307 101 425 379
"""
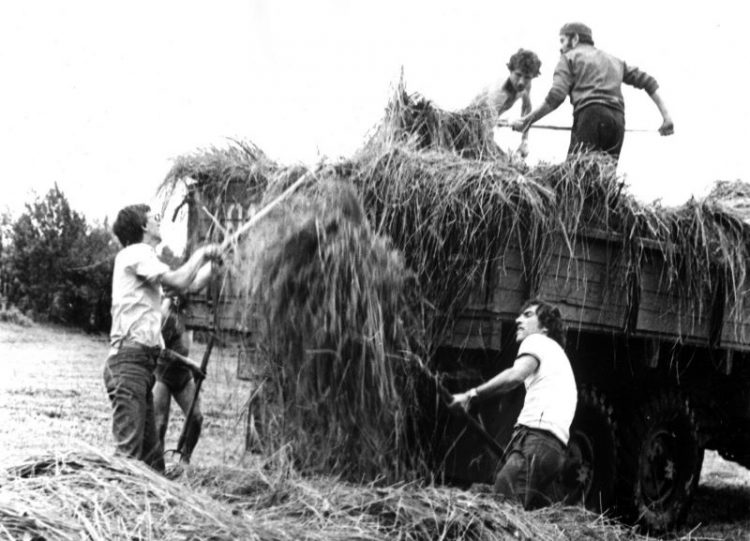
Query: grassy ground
0 321 252 467
1 321 749 540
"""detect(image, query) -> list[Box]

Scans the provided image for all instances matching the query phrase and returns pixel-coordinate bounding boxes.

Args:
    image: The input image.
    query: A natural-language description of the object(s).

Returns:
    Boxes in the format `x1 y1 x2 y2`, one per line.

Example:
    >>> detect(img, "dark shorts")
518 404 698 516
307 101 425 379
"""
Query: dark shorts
157 299 193 393
103 345 165 472
568 104 625 159
154 352 194 393
494 425 567 509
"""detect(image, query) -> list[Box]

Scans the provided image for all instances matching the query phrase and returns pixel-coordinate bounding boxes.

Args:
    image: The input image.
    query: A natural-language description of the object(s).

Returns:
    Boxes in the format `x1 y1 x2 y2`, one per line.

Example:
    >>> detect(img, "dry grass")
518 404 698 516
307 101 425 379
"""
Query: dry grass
1 323 748 540
160 128 750 485
1 447 650 541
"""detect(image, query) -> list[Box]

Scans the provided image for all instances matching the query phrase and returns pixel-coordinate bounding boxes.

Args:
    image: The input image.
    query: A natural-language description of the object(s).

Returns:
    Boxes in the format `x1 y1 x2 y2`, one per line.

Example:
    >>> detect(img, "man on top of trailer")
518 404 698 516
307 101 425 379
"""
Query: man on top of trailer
450 299 577 509
104 204 221 472
468 48 542 157
509 22 674 161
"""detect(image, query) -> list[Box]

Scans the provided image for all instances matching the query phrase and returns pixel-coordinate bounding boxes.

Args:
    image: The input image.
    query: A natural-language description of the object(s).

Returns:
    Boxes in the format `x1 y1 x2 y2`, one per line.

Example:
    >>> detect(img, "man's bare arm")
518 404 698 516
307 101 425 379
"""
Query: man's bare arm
510 100 554 133
450 355 538 411
160 245 221 293
648 89 674 135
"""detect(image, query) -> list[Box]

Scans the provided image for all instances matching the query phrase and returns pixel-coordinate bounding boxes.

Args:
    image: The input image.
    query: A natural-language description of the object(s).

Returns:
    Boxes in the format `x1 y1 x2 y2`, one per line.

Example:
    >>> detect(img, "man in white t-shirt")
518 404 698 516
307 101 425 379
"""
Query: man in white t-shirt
450 299 577 509
104 204 221 472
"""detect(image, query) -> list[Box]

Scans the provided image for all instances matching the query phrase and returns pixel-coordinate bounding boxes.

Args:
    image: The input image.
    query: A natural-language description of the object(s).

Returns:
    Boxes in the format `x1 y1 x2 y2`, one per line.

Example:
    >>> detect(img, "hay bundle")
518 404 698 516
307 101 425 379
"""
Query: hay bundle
161 139 277 207
706 179 750 223
349 146 628 345
1 450 649 541
0 450 262 541
237 174 431 481
364 78 505 160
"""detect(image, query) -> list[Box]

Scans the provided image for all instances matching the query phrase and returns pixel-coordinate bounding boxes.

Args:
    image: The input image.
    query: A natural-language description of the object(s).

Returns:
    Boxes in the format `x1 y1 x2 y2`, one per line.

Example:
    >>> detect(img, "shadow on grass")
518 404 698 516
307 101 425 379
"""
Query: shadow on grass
679 484 750 540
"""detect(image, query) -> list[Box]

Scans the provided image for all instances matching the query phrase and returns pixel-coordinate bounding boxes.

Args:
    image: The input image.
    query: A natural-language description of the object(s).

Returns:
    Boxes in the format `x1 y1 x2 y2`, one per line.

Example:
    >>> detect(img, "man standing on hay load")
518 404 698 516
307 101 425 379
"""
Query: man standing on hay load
510 22 674 160
468 48 542 157
450 299 577 509
105 204 221 472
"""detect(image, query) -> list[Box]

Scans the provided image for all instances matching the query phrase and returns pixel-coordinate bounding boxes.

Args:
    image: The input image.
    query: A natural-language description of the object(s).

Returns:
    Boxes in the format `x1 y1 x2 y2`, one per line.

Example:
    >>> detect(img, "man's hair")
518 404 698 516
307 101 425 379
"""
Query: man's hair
506 48 541 77
560 22 594 46
521 298 565 347
113 204 150 247
563 32 594 46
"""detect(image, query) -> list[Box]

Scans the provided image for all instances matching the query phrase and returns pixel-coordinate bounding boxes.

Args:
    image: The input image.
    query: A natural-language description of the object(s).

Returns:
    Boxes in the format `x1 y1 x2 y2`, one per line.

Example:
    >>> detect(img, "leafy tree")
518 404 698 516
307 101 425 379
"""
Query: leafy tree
4 184 118 329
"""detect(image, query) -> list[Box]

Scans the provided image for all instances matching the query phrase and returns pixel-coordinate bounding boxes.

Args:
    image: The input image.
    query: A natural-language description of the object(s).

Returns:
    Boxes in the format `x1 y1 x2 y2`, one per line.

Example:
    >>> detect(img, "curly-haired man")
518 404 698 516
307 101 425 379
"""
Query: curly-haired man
450 299 577 509
468 48 542 157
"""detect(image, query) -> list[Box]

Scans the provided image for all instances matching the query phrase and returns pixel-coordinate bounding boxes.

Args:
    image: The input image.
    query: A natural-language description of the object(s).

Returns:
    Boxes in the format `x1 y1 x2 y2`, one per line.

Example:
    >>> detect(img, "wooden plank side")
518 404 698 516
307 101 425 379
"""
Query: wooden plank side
442 314 503 351
489 248 526 318
720 302 750 348
635 256 710 341
538 238 629 330
185 297 261 333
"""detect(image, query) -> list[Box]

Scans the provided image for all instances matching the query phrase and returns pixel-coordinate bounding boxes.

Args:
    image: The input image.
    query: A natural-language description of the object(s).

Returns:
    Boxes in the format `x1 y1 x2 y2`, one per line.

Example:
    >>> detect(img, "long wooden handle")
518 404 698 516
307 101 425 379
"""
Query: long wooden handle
220 171 313 252
435 383 508 460
497 122 653 133
176 334 215 461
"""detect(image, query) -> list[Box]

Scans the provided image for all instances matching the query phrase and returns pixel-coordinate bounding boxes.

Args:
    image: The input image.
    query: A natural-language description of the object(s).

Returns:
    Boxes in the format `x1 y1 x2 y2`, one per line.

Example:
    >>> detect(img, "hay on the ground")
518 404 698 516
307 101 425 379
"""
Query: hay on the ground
0 449 649 541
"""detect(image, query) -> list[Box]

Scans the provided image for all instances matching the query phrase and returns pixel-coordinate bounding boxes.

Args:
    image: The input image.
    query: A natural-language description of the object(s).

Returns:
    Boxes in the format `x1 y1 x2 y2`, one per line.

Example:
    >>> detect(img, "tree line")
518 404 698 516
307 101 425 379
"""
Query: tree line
1 184 118 332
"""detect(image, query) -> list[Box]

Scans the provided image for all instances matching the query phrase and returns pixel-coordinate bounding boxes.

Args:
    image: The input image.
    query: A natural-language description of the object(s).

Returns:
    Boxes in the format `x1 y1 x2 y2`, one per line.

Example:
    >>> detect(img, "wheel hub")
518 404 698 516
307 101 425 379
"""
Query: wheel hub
641 428 678 504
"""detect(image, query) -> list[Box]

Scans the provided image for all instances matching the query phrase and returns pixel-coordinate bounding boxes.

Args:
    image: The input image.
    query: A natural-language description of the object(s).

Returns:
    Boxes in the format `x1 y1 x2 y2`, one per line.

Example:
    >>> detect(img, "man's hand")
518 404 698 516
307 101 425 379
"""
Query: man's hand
659 117 674 136
510 117 530 133
201 243 223 263
516 140 529 158
448 389 477 413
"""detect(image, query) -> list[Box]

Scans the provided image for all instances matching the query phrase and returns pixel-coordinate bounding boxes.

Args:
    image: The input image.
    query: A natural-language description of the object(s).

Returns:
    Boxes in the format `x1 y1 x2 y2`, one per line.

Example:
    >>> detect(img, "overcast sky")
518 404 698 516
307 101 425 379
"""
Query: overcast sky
2 1 748 240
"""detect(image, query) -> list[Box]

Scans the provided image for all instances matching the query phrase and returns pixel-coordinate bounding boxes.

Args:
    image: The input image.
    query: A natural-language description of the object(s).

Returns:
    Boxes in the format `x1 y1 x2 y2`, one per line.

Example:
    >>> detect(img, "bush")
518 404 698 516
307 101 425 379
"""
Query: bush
0 304 33 327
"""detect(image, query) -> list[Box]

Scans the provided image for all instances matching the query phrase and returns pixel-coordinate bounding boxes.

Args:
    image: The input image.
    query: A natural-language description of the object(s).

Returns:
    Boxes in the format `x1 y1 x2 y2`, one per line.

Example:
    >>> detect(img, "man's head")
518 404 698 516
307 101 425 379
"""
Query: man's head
559 22 594 54
113 204 161 247
515 298 565 346
506 48 541 93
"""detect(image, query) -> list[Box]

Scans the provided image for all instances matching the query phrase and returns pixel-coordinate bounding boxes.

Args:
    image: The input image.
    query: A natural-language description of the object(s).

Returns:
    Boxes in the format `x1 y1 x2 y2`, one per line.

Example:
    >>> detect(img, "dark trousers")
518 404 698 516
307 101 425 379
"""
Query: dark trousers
568 104 625 160
494 425 566 509
103 346 165 472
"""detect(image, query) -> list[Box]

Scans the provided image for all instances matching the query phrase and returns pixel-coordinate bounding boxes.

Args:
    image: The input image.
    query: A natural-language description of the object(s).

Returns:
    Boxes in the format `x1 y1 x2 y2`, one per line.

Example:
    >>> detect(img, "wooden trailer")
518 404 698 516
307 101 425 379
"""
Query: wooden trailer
180 175 750 532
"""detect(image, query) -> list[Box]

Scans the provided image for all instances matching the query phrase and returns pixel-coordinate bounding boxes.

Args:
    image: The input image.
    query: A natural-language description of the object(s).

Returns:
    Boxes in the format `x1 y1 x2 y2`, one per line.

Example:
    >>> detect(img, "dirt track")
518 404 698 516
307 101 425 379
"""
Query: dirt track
1 322 749 540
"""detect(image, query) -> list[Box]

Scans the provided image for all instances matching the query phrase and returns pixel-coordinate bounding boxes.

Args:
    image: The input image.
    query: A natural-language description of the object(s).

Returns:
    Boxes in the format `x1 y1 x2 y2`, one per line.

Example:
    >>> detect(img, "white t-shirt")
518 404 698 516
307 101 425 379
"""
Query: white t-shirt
110 243 170 348
516 333 578 445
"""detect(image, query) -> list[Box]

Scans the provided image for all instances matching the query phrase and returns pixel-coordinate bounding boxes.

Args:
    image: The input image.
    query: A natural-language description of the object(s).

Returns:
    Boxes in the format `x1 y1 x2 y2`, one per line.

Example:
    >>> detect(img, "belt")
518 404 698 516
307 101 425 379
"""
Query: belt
108 340 161 358
514 424 567 449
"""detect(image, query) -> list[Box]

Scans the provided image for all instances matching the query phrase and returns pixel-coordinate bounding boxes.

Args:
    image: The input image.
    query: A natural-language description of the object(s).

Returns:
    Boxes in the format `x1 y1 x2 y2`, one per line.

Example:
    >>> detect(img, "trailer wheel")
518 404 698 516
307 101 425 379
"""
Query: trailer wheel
557 385 617 512
617 390 703 532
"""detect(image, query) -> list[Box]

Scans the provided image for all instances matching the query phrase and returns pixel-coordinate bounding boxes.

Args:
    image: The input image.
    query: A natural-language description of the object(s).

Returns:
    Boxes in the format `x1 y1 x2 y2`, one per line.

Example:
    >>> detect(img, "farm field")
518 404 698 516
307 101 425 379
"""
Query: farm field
1 321 749 540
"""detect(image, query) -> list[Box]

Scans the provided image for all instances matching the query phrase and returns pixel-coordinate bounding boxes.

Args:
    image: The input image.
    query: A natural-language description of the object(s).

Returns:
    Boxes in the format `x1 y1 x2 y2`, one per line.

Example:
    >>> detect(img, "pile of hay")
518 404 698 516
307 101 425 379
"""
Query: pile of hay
0 449 648 541
363 77 506 161
161 139 277 210
161 84 750 484
230 173 433 481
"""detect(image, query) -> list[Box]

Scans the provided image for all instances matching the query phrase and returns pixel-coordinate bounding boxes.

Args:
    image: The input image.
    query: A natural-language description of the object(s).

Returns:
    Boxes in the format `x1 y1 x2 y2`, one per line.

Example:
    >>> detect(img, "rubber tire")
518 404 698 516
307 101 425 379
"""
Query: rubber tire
617 390 704 532
557 385 618 513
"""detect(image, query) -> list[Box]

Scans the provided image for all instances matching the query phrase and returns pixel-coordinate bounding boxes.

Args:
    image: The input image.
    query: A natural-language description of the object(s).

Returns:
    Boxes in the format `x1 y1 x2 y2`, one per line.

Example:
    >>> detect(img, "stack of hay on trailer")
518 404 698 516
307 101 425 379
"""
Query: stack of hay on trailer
162 82 750 498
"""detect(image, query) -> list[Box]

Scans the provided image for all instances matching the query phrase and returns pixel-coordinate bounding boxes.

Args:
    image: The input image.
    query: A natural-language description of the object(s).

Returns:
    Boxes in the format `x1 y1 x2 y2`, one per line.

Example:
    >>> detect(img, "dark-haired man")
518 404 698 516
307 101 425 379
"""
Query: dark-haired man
469 48 542 157
510 22 673 161
103 204 221 472
450 299 577 509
